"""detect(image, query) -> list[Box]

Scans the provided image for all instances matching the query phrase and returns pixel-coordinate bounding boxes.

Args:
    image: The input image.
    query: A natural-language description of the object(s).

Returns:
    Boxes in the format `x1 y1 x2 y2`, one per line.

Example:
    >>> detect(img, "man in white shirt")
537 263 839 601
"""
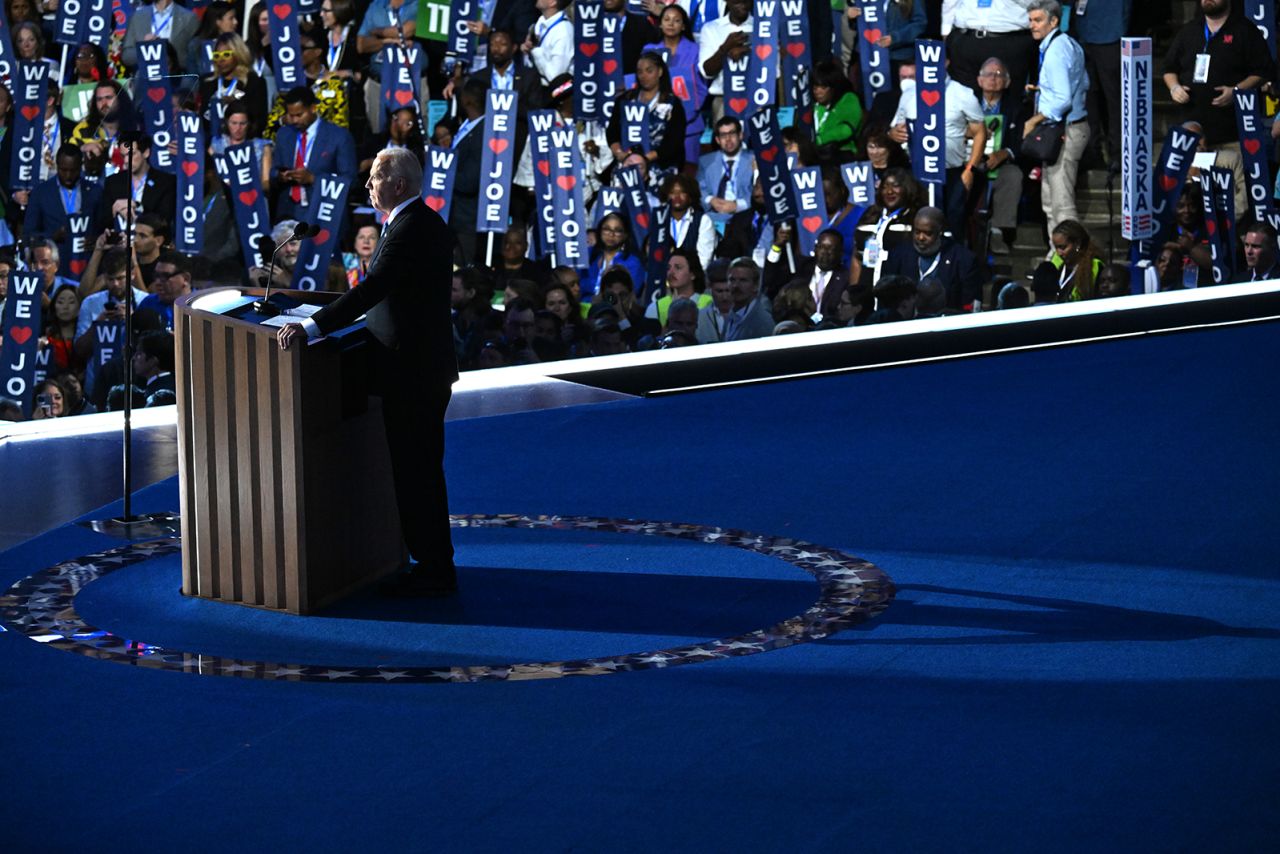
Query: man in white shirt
696 0 752 117
522 0 573 85
943 0 1038 95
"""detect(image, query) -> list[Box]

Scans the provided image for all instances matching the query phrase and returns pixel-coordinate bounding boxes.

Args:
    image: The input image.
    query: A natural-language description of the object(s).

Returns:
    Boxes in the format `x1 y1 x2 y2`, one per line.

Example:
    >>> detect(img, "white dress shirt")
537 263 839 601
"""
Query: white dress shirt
945 0 1034 35
530 10 573 84
697 13 752 97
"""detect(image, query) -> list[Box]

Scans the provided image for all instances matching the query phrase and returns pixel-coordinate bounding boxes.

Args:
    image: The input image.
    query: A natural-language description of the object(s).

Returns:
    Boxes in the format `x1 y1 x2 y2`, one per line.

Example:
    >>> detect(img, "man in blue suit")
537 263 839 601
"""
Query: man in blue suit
697 116 754 233
272 86 358 221
880 207 988 312
23 145 103 274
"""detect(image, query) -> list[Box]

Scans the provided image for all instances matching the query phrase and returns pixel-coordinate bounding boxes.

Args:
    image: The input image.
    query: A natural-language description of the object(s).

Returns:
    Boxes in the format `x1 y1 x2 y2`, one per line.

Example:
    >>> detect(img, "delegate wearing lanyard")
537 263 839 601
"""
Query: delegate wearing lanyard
452 116 481 150
152 3 175 39
59 185 79 216
918 253 942 281
670 213 692 247
328 26 349 72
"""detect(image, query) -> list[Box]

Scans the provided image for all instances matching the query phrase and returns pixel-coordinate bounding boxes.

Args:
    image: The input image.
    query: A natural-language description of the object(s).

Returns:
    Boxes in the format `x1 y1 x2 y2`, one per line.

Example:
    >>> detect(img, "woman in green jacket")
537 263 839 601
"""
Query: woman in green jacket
812 60 864 158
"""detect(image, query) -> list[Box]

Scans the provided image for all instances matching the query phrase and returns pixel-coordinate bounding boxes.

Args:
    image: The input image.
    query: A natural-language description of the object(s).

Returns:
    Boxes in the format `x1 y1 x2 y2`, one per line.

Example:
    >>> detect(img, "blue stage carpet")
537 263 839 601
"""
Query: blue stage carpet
1 322 1277 851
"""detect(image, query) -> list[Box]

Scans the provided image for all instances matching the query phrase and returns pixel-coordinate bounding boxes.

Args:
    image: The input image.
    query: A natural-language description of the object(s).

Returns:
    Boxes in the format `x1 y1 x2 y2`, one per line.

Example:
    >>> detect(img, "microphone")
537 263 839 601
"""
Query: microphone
253 222 317 316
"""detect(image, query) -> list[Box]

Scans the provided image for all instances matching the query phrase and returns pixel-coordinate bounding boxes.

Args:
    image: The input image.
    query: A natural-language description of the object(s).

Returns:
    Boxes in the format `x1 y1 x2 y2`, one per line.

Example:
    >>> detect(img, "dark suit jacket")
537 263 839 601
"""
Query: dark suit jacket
447 119 485 241
313 198 458 384
24 177 104 262
96 168 176 231
717 208 770 260
881 240 988 310
763 255 848 319
273 118 359 220
620 12 661 72
466 63 546 114
983 93 1028 163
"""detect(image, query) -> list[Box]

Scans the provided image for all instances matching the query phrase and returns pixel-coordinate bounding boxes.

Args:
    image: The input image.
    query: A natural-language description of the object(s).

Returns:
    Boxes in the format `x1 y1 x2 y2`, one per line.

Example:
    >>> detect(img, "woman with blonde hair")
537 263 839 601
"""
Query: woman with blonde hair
196 33 269 133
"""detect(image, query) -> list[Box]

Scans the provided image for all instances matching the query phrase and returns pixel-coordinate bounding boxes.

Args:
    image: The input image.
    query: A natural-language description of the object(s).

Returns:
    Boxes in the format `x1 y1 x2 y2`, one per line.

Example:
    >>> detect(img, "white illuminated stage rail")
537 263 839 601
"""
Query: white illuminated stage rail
3 280 1279 548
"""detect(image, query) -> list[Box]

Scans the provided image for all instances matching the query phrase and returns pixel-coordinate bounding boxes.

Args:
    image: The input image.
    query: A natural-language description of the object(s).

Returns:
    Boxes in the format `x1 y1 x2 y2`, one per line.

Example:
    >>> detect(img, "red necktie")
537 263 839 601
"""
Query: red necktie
291 130 307 203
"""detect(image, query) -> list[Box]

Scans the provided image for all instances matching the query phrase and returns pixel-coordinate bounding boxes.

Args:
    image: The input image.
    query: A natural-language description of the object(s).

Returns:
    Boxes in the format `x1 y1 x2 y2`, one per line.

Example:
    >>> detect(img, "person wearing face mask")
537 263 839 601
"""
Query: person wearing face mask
880 206 987 311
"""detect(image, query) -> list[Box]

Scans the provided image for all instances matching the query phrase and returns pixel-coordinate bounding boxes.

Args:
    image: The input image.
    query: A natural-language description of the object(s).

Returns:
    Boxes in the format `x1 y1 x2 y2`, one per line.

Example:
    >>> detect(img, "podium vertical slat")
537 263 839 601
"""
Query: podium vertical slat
254 331 283 609
232 326 262 606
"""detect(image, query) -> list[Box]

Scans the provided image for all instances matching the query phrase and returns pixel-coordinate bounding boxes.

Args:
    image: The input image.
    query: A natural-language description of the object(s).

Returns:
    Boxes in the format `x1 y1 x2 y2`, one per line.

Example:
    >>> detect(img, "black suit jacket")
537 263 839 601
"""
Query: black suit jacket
763 255 848 318
467 63 546 114
313 198 458 384
717 208 768 260
881 240 988 310
96 169 177 231
621 12 661 72
447 121 485 240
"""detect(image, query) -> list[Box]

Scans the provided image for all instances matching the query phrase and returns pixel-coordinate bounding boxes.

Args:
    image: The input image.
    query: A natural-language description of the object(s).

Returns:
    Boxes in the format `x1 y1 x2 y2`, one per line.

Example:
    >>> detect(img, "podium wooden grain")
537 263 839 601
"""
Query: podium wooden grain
174 289 405 614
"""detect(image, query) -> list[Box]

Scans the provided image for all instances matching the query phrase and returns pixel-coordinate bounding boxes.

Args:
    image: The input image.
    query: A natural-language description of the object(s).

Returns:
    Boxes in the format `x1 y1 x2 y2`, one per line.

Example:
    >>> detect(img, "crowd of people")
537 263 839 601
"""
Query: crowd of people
0 0 1277 421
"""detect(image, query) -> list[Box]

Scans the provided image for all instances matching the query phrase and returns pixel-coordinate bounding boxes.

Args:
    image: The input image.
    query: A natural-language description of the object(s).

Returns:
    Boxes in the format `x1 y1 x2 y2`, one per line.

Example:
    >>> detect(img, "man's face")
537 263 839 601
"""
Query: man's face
0 262 10 299
602 0 625 12
727 266 757 307
667 181 690 212
978 62 1008 97
32 247 57 284
725 0 751 24
366 156 406 215
152 263 190 305
1201 0 1230 17
503 228 528 261
390 109 415 141
489 31 514 67
132 347 157 380
129 143 149 175
711 278 733 311
56 154 80 188
504 308 536 342
606 281 634 313
1243 230 1274 270
813 233 842 271
715 122 742 155
94 85 116 116
667 305 698 337
134 224 159 257
285 101 317 130
1027 9 1057 41
104 269 128 298
913 217 942 256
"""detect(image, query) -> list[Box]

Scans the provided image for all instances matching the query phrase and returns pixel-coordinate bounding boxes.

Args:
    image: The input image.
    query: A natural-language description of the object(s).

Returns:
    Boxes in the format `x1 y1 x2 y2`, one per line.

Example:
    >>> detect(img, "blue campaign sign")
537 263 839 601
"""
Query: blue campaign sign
575 1 623 123
748 108 796 225
912 40 946 187
0 272 44 418
1245 0 1277 61
91 319 125 384
777 0 811 108
476 89 519 234
620 102 651 154
9 61 48 193
1151 125 1199 244
422 145 458 223
175 111 205 255
0 6 17 82
615 164 651 250
594 187 625 225
840 161 877 209
136 40 175 173
528 110 559 260
1234 89 1272 226
449 0 478 66
790 166 829 257
380 43 425 116
723 55 752 121
217 141 272 270
857 0 892 108
191 39 214 77
67 214 94 280
548 124 589 268
747 0 779 114
267 0 306 93
292 175 351 290
1198 171 1231 285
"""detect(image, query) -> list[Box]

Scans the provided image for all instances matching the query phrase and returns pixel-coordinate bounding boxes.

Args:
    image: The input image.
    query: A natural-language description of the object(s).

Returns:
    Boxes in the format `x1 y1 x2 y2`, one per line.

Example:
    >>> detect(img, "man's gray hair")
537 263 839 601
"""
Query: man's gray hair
728 255 759 280
980 56 1009 79
1028 0 1063 21
29 238 58 266
376 147 423 197
667 296 698 316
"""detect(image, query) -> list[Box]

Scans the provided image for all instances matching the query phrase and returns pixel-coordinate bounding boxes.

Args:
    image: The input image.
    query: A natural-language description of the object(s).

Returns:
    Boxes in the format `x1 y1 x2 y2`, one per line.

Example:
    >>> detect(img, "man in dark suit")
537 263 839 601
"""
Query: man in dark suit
272 86 358 221
96 135 176 232
278 148 459 596
448 78 487 264
466 28 545 112
763 227 849 319
881 207 988 311
24 145 103 267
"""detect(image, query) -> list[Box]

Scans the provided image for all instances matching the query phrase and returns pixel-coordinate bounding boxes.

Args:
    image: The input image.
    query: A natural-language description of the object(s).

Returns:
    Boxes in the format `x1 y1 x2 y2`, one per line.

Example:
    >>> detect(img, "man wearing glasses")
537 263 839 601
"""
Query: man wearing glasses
697 116 754 234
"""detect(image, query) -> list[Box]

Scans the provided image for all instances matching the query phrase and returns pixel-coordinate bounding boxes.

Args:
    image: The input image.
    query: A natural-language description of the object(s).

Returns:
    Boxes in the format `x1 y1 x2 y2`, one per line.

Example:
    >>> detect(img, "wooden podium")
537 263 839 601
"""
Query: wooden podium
174 289 405 614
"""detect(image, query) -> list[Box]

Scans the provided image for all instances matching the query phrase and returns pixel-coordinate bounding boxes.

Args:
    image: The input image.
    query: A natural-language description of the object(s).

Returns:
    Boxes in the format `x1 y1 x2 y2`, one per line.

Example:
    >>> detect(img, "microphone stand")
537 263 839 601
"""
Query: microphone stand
253 224 312 316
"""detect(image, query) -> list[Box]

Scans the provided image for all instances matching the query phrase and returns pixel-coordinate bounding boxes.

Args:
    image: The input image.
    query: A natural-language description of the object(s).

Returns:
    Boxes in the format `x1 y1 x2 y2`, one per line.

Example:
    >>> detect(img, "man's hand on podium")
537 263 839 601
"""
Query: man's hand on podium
277 322 307 351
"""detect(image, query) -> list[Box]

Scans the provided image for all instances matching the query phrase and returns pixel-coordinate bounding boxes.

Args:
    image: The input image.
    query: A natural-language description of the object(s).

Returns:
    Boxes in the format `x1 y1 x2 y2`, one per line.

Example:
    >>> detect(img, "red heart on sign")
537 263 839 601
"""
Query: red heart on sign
20 105 39 121
801 216 823 233
70 259 87 275
603 59 618 74
580 43 599 57
755 44 772 60
424 195 446 212
536 160 550 177
311 228 330 246
1244 138 1261 155
728 98 749 114
1159 174 1178 192
182 161 200 178
488 138 509 155
8 326 32 345
147 87 166 104
394 89 414 106
1206 219 1217 236
759 146 778 162
786 43 806 58
653 247 665 262
864 29 883 44
802 110 812 125
635 212 649 229
238 189 258 206
556 175 576 191
920 89 941 107
272 3 291 19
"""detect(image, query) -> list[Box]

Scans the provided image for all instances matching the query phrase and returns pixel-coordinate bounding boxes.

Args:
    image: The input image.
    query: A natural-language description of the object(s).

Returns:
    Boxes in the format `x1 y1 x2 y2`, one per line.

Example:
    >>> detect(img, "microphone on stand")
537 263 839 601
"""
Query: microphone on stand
254 222 318 316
